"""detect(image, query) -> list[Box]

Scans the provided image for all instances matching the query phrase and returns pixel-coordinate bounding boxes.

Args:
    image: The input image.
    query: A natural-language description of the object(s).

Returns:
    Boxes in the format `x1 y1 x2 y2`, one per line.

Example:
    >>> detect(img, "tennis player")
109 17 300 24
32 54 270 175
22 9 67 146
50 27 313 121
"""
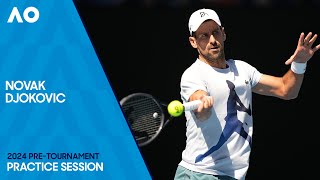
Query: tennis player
174 8 320 180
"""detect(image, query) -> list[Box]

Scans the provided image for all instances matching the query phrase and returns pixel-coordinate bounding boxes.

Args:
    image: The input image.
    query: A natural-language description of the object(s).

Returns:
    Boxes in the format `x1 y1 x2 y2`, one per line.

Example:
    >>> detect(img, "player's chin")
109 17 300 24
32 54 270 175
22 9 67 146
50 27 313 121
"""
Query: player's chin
208 51 221 59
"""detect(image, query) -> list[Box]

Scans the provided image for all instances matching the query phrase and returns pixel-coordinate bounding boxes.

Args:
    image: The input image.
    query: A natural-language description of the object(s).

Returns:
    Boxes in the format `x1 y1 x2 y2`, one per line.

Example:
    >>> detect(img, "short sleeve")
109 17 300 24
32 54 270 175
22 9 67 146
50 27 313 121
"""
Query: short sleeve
180 67 207 103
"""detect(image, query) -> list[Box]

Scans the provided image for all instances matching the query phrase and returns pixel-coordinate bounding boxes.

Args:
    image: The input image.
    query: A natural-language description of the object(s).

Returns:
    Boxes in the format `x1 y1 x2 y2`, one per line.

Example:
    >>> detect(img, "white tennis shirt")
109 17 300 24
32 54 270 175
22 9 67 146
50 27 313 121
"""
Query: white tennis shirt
179 59 262 180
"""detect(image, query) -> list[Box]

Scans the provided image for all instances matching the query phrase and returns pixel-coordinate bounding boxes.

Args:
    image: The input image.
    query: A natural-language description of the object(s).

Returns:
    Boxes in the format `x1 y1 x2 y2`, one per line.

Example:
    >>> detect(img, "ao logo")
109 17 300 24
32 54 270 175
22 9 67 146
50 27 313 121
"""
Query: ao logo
7 7 39 23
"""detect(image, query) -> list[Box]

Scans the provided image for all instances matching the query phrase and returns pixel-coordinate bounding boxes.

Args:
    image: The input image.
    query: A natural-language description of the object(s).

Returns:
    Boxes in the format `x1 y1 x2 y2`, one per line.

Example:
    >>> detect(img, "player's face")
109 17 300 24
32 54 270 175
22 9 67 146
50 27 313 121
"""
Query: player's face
191 20 226 63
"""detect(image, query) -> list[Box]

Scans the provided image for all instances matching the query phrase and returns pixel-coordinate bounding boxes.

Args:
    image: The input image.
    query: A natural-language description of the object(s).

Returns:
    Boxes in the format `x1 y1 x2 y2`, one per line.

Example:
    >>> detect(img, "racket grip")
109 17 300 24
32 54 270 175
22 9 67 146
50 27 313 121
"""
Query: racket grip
183 100 202 111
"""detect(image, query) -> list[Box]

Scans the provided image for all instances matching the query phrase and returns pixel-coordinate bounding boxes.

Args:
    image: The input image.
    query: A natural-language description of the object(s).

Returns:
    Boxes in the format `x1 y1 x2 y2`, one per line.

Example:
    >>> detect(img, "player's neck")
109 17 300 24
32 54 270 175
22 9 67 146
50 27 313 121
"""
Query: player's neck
199 57 227 69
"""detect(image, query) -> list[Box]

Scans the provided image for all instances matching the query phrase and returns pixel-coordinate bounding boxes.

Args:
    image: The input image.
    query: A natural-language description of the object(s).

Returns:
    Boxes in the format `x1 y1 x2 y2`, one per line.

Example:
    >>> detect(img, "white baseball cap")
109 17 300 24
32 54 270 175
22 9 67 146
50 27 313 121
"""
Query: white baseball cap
188 8 222 35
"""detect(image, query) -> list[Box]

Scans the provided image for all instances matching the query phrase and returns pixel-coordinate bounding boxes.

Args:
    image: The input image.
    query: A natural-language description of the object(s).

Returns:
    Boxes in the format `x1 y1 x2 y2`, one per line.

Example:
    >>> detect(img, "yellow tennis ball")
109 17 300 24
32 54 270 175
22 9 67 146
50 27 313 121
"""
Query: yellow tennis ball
167 100 184 117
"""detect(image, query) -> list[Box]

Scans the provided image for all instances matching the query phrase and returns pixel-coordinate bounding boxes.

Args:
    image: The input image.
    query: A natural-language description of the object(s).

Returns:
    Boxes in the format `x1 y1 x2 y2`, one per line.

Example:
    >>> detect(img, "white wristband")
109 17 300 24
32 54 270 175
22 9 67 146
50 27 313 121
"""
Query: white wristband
291 61 307 74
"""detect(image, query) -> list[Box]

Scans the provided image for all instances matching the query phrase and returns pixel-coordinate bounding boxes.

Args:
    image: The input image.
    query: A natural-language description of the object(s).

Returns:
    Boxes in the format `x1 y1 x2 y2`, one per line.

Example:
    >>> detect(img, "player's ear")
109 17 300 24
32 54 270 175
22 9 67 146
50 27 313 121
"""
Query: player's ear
221 27 226 41
189 36 197 48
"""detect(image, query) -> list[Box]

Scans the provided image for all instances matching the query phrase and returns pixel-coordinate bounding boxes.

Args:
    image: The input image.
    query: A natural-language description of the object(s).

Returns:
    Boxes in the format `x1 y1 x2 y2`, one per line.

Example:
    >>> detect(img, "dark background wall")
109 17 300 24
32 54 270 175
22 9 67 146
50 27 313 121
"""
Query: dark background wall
73 1 320 179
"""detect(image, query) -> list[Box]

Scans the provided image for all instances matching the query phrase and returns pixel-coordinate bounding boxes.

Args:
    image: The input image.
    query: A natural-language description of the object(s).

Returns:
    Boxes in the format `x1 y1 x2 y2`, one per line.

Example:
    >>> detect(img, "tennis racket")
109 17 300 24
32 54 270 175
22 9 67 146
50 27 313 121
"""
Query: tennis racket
119 92 202 147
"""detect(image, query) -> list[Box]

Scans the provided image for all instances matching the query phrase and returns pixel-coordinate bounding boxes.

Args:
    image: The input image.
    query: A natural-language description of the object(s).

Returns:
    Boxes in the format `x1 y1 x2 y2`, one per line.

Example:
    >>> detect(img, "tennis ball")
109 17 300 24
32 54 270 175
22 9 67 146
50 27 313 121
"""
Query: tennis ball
167 100 184 117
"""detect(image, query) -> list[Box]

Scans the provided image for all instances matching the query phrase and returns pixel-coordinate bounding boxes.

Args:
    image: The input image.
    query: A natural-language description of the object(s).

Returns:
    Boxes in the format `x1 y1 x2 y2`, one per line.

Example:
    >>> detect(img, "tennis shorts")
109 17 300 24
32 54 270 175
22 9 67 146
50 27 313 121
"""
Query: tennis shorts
174 165 238 180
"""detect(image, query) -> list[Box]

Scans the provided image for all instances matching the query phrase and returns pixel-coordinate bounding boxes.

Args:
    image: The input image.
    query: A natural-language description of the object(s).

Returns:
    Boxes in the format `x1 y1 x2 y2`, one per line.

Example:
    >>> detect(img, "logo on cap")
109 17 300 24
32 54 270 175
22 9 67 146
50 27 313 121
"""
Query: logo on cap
200 11 208 17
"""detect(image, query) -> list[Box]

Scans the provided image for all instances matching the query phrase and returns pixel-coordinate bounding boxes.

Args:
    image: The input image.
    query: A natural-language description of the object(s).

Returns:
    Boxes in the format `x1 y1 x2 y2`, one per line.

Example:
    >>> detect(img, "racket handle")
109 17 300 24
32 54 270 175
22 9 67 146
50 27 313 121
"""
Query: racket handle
183 100 202 111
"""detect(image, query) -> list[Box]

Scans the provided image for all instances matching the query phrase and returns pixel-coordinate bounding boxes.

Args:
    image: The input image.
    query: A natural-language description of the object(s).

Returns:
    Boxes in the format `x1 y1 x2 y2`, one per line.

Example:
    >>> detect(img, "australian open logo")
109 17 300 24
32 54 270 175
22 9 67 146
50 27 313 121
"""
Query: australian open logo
7 6 39 23
5 81 66 104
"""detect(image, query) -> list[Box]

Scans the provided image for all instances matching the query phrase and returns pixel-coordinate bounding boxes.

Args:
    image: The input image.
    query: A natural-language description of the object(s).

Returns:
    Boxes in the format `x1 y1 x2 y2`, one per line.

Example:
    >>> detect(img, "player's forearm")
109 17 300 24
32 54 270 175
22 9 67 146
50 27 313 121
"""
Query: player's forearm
281 69 304 100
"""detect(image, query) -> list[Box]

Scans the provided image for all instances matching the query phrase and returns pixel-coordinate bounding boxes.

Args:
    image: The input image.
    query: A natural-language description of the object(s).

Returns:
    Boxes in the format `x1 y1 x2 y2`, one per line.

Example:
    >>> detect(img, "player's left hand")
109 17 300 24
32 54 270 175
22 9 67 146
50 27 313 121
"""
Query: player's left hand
285 32 320 65
194 95 213 121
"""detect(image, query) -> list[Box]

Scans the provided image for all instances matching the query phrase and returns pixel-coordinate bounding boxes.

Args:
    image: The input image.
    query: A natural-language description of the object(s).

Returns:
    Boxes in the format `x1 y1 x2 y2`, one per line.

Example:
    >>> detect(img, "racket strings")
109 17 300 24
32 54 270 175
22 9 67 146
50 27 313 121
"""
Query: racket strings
121 95 164 145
